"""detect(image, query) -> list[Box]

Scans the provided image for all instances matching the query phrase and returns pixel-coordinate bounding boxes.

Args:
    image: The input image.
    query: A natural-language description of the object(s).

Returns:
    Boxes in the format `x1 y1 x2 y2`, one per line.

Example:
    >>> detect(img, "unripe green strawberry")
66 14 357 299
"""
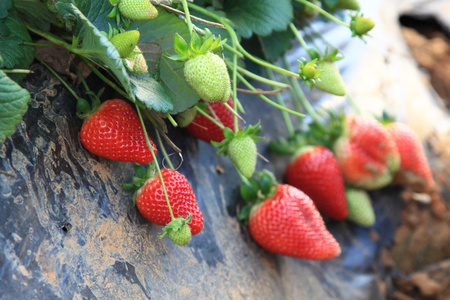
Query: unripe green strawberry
353 17 375 36
118 0 158 20
125 46 148 74
314 61 346 96
168 223 191 246
228 136 257 178
184 52 231 103
335 0 360 10
345 188 375 227
110 30 140 58
302 65 317 79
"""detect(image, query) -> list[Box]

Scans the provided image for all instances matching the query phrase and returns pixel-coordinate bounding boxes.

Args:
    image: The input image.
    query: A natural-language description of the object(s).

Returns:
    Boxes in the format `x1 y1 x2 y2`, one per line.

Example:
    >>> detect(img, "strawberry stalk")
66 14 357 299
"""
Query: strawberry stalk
234 65 289 89
180 0 194 36
135 105 175 221
194 105 226 130
154 129 175 170
295 0 350 29
236 72 305 119
265 68 295 137
1 69 32 74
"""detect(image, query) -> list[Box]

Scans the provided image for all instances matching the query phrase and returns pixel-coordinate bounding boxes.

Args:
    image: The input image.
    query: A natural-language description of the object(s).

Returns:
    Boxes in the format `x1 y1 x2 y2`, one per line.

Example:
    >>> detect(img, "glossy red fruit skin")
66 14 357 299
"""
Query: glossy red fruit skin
334 114 400 190
80 99 156 163
286 145 348 220
135 169 203 235
248 184 341 260
386 122 435 188
185 98 237 143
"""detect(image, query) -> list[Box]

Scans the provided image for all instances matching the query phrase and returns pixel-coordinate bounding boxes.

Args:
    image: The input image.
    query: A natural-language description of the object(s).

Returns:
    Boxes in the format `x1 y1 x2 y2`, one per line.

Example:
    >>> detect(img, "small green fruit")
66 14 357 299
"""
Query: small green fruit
302 65 317 79
118 0 158 21
168 224 192 246
354 17 376 36
314 61 346 96
346 188 375 227
228 136 257 178
184 52 231 103
110 30 140 58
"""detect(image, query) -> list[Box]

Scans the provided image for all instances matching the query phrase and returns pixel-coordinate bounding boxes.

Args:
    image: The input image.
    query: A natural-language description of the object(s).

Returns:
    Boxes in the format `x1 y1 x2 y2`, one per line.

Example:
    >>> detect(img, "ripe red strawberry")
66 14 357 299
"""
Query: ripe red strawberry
80 99 157 163
248 184 341 260
135 169 203 235
333 114 400 190
184 52 231 103
385 122 435 190
185 98 237 143
118 0 158 21
285 145 348 220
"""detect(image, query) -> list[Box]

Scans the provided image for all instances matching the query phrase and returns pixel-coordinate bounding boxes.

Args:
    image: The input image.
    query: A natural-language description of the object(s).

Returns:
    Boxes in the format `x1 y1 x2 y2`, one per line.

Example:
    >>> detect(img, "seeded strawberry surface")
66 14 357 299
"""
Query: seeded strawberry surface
228 136 257 178
168 224 192 246
80 99 156 163
334 114 400 189
286 145 348 220
136 169 203 235
186 98 237 143
184 52 231 103
118 0 158 20
110 30 140 58
248 184 341 260
345 188 375 227
386 122 434 189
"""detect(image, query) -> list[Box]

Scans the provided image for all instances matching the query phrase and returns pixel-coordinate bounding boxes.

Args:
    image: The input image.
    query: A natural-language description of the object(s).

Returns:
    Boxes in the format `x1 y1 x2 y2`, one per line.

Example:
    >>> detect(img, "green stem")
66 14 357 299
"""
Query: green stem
25 23 72 49
295 0 350 28
80 57 131 101
165 113 178 127
266 68 295 136
289 23 310 53
195 106 225 129
1 69 32 74
227 23 239 133
135 104 175 221
236 73 305 119
155 129 175 170
281 73 303 113
227 62 289 89
222 43 244 58
23 42 56 47
281 56 326 131
181 0 194 36
35 55 80 100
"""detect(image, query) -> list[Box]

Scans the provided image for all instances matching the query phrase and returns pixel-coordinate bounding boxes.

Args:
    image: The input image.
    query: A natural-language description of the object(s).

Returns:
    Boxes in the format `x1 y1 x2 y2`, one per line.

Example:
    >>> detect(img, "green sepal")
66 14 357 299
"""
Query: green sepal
134 163 148 178
107 6 118 18
240 179 259 202
307 48 321 60
238 204 253 223
173 33 189 57
268 131 306 156
76 98 91 117
122 183 136 192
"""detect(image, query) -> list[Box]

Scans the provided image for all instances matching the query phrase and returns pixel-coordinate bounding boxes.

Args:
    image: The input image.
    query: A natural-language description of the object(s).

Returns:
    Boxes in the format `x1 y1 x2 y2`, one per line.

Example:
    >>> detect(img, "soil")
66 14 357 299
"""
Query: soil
386 19 450 300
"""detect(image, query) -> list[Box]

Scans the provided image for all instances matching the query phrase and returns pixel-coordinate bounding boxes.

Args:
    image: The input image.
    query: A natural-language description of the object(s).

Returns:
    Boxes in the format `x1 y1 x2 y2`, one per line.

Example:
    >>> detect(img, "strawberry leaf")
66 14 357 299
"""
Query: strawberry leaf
57 3 133 97
0 10 34 83
258 28 294 62
13 0 59 31
0 70 30 143
223 0 293 38
130 73 173 113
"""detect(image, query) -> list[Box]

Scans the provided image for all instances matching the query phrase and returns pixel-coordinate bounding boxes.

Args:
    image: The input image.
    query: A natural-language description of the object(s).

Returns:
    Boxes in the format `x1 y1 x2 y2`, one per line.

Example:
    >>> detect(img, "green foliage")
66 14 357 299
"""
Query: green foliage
0 70 31 143
130 73 173 113
13 0 59 31
258 29 294 62
223 0 293 38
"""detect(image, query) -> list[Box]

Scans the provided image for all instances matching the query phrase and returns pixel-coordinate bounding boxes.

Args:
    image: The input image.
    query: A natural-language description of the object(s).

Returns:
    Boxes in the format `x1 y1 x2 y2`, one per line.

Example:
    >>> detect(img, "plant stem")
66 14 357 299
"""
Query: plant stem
35 55 80 100
80 57 131 101
281 56 326 131
181 0 194 36
346 94 363 114
165 113 178 127
23 42 56 47
195 106 225 129
266 68 295 137
289 23 310 54
236 73 305 119
135 104 175 221
227 62 290 89
295 0 350 28
155 129 175 170
1 69 32 74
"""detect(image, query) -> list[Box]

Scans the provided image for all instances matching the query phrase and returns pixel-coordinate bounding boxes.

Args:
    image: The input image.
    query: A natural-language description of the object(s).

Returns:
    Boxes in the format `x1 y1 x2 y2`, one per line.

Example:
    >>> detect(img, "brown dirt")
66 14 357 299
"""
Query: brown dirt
386 25 450 300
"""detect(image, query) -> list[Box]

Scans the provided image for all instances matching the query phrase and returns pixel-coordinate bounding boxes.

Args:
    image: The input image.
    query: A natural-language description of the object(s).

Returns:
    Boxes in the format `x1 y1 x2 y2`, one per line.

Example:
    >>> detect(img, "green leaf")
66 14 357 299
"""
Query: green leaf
0 70 30 143
0 0 13 18
173 33 189 57
130 73 173 113
258 28 294 62
223 0 293 38
58 3 133 97
13 0 59 31
0 11 34 83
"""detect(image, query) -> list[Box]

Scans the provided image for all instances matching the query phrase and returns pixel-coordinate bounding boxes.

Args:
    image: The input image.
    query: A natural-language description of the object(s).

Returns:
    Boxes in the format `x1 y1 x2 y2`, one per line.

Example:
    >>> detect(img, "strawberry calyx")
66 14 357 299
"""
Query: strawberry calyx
377 110 396 126
297 58 322 88
159 214 193 246
238 170 278 224
122 163 157 205
167 29 227 62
